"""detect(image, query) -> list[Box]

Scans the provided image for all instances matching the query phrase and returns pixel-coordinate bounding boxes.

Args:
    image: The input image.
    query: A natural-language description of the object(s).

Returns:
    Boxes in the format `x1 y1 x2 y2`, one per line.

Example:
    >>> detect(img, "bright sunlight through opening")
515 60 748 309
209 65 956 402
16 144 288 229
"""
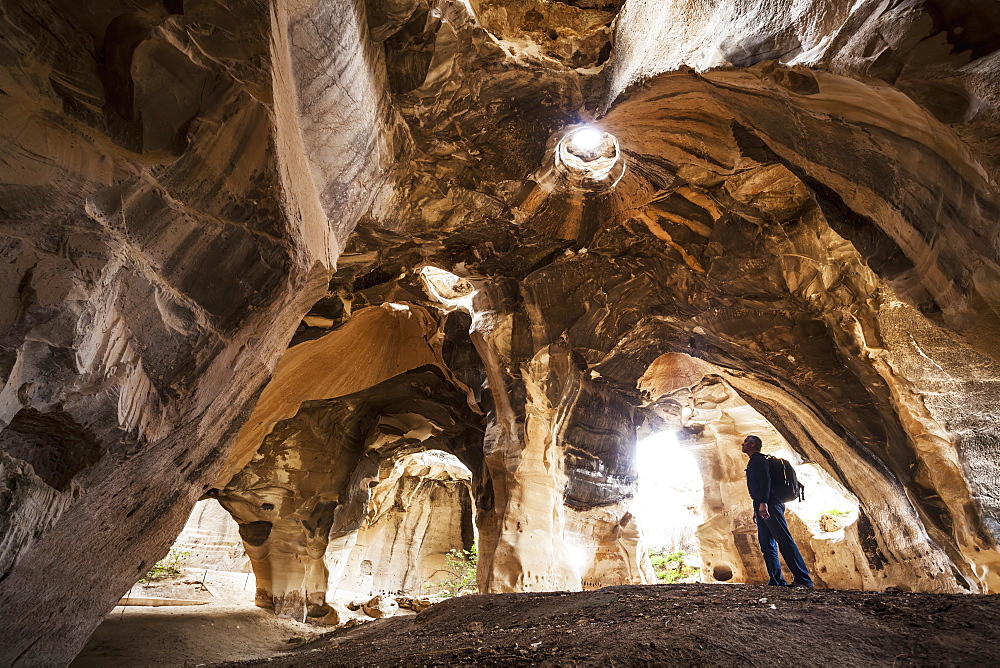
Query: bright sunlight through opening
770 448 860 538
633 431 703 582
419 266 477 313
567 126 603 151
555 125 623 187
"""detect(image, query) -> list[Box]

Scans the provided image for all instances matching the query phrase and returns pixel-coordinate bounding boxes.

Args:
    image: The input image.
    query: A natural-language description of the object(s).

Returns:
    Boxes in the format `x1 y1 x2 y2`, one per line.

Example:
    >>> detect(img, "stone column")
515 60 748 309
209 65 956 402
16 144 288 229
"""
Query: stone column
474 341 581 592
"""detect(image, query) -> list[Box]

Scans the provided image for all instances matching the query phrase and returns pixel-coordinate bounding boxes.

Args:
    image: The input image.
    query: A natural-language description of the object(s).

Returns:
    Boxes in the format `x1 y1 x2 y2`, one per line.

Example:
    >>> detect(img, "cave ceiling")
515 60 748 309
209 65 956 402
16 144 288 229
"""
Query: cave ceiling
2 0 1000 663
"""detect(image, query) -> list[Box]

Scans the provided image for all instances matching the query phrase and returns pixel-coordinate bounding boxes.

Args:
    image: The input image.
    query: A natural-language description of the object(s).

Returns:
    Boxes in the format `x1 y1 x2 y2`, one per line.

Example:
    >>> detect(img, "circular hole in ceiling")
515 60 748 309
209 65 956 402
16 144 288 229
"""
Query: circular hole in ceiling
555 126 624 187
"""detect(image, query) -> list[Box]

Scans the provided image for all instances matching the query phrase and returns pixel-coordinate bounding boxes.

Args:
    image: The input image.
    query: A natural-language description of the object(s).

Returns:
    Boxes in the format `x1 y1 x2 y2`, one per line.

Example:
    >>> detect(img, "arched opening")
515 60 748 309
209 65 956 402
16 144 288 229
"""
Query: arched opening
13 0 1000 662
328 449 477 600
632 430 703 583
419 266 477 311
636 351 917 590
142 448 479 615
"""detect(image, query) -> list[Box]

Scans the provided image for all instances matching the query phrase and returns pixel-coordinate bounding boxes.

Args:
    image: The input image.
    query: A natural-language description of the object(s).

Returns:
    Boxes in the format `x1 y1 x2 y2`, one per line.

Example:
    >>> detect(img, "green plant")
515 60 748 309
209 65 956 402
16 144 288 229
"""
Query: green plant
425 542 477 597
139 547 190 583
648 549 699 584
820 508 850 517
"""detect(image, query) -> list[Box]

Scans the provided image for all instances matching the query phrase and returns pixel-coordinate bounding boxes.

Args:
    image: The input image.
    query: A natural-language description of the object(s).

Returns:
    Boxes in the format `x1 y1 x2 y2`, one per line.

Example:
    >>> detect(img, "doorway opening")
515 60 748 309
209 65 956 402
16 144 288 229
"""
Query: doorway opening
633 430 703 583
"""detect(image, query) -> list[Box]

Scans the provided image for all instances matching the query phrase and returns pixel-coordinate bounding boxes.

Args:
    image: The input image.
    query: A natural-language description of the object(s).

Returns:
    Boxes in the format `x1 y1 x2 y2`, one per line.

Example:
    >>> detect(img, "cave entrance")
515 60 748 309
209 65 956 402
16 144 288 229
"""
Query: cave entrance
419 265 476 310
633 430 704 583
157 448 480 609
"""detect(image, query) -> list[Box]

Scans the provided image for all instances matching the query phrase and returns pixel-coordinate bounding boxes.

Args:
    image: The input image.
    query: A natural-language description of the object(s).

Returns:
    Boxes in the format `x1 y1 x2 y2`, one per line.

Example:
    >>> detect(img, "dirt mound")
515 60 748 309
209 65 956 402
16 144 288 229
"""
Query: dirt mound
225 583 1000 666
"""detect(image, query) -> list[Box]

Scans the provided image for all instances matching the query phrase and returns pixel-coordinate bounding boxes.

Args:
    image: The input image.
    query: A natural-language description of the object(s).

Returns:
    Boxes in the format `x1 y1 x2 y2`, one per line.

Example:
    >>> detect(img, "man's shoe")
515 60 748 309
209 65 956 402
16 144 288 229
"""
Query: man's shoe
791 580 815 589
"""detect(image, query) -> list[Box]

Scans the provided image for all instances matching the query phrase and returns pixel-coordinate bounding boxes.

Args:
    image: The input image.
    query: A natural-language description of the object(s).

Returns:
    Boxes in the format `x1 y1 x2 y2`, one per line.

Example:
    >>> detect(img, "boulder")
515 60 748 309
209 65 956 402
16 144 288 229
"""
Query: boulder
819 514 845 533
362 595 400 619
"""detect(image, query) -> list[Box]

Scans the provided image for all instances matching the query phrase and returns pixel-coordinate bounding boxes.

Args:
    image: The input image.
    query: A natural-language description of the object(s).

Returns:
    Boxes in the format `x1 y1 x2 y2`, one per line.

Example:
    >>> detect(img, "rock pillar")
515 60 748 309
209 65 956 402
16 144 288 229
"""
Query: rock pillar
475 342 581 592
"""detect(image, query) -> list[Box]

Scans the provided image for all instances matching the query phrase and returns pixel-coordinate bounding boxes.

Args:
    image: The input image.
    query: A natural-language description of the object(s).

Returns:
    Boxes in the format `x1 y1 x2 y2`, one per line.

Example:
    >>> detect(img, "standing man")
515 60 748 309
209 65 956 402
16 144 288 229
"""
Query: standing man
742 434 814 588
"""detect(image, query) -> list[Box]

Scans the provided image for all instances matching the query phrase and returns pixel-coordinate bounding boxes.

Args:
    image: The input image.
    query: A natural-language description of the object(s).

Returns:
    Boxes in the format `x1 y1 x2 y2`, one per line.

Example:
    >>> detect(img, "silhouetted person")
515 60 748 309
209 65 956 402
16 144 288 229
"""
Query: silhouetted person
742 434 814 588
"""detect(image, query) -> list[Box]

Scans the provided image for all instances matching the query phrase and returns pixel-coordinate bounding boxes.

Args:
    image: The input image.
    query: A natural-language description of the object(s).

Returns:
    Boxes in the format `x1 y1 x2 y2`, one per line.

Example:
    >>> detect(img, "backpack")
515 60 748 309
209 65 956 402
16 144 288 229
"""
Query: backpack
765 455 805 503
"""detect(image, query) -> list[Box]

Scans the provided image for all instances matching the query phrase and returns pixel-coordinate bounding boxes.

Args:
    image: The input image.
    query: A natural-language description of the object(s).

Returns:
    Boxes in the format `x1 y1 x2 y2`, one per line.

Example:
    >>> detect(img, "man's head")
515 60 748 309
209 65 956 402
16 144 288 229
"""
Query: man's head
741 434 762 456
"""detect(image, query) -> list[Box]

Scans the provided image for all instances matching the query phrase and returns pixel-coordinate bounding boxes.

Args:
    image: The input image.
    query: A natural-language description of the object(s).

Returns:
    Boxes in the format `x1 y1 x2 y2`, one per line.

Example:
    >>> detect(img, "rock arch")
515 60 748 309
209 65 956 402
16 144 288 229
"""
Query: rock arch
2 0 1000 663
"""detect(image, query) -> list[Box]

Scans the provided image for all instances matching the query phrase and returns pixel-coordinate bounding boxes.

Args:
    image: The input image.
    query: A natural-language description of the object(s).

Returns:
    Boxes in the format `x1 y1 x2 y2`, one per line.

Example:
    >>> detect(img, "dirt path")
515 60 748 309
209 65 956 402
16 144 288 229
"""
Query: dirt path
72 604 325 667
72 570 326 667
224 584 1000 667
75 579 1000 666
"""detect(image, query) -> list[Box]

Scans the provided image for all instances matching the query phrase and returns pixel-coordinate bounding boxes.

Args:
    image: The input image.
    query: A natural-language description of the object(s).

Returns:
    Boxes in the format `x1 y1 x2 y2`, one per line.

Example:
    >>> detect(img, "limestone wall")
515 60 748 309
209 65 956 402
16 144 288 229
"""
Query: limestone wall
330 452 475 597
172 500 249 574
3 0 1000 662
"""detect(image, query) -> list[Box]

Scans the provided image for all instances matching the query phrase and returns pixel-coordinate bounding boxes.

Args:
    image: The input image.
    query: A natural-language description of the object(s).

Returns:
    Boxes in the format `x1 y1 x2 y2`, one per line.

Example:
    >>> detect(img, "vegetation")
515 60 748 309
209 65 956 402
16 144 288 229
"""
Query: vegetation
426 542 478 597
820 508 851 517
649 549 699 584
139 547 190 583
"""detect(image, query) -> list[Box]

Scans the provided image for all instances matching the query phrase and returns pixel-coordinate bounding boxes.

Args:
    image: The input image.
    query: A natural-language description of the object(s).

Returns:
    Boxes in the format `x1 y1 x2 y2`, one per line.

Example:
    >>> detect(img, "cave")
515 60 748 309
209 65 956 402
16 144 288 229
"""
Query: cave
2 0 1000 664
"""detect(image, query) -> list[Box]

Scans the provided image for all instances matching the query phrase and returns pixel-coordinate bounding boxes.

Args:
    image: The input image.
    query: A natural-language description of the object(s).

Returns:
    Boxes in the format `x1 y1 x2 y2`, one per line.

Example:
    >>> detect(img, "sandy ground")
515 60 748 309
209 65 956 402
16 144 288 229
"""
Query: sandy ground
75 576 1000 667
73 570 345 667
72 605 323 667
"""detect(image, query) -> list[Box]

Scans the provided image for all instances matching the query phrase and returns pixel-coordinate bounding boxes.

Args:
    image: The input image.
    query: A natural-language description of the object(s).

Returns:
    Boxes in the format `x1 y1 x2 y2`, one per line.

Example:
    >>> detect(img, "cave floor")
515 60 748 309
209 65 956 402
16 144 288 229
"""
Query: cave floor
74 582 1000 666
215 583 999 667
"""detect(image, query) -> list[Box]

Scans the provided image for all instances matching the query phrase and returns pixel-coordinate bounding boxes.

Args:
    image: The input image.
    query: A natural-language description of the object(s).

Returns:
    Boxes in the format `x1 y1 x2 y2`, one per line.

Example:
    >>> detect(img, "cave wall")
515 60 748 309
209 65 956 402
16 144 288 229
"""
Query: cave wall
214 310 485 619
2 0 1000 661
0 0 397 662
172 499 249 573
330 451 475 597
640 353 964 591
569 506 653 589
466 289 651 593
217 0 1000 605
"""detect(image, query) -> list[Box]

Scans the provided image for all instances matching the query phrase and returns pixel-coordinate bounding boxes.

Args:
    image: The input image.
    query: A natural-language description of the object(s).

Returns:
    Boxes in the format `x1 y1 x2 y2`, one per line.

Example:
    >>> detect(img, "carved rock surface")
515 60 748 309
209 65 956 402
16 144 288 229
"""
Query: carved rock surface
171 499 249 573
0 0 395 661
216 326 482 618
2 0 1000 662
332 451 475 597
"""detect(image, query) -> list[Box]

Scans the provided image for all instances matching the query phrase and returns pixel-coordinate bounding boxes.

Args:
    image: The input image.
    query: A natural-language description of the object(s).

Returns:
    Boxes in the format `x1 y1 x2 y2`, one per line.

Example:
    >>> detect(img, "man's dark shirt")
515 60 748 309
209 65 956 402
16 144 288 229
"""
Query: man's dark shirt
745 452 777 506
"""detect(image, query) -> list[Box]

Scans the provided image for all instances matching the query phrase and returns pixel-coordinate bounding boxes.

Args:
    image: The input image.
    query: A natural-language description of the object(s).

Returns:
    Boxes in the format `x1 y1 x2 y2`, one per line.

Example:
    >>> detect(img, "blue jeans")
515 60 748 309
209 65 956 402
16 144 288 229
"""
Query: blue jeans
755 502 813 586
